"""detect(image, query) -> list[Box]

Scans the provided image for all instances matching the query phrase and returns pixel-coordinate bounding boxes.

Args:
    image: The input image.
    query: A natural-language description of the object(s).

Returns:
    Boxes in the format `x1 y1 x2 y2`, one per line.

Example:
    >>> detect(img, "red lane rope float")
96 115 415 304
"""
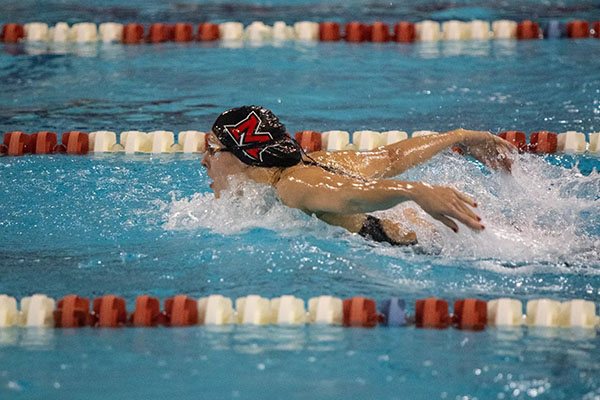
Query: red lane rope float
59 131 89 154
31 131 57 154
319 22 341 41
197 23 220 41
294 130 322 152
451 146 464 155
93 295 128 327
343 296 380 327
164 295 198 327
173 23 194 42
452 298 487 331
3 131 32 156
147 23 194 43
594 21 600 39
131 295 164 327
148 23 174 43
394 22 416 43
415 297 451 329
516 20 540 40
345 22 370 42
371 22 390 42
54 295 94 328
123 23 144 44
0 23 24 43
529 131 557 154
567 20 590 38
499 131 527 152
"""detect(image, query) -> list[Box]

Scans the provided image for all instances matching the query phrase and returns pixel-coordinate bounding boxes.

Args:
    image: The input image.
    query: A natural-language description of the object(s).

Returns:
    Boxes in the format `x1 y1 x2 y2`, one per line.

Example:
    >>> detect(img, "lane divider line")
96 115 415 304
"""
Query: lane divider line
3 129 599 156
1 294 598 330
2 20 599 44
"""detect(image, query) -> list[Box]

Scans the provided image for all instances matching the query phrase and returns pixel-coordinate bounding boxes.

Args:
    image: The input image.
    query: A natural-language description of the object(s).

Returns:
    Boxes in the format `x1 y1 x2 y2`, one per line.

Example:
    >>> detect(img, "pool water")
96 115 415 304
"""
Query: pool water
1 1 600 399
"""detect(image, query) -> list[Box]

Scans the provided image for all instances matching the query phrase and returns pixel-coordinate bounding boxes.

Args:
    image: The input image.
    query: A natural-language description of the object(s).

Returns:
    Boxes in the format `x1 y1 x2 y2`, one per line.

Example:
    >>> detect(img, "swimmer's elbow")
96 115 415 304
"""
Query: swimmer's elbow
344 196 379 214
278 188 303 210
293 194 354 214
313 190 377 214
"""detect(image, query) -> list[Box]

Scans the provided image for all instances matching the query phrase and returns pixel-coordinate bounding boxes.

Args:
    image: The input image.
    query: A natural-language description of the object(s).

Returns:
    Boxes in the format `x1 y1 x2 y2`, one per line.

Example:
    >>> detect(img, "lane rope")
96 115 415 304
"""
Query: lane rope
1 20 599 44
1 294 598 330
1 129 598 156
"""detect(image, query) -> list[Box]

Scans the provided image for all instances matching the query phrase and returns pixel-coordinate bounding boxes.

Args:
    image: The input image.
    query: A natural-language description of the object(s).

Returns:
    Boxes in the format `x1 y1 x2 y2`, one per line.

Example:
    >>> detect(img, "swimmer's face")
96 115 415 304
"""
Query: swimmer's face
201 132 248 198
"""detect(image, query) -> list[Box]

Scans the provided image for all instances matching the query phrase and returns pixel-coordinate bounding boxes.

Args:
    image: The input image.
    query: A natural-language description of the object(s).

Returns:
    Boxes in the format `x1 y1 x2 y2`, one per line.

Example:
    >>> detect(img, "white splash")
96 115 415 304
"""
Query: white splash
164 154 599 268
163 175 339 238
397 152 599 267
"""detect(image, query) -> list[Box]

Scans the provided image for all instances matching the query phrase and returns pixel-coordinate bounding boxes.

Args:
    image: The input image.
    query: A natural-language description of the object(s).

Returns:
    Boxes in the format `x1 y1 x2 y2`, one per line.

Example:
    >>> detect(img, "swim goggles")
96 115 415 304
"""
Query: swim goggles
206 143 231 157
206 135 231 157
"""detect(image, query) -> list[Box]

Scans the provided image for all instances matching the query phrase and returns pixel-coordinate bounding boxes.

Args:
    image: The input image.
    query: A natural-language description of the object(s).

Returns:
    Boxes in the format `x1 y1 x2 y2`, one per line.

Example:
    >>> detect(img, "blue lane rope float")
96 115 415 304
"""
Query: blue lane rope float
379 298 408 327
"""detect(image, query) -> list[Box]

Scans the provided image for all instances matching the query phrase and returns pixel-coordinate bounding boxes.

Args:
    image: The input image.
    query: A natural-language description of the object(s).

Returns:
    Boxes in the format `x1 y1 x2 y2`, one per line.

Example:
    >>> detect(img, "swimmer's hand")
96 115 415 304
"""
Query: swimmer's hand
456 129 516 173
409 182 483 232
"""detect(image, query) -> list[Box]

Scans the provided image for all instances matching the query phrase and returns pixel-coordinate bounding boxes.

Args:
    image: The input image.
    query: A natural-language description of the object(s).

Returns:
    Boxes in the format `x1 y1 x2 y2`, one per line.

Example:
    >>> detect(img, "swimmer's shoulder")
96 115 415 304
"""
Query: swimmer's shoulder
304 150 328 162
277 162 325 184
302 150 382 178
275 163 329 210
304 150 355 163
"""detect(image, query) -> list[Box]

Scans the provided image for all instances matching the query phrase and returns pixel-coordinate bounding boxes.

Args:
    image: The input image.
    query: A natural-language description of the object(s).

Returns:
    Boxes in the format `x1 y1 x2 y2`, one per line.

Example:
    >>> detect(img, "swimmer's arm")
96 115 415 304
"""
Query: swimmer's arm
277 168 484 232
378 129 515 177
312 129 512 179
379 129 471 178
313 212 366 233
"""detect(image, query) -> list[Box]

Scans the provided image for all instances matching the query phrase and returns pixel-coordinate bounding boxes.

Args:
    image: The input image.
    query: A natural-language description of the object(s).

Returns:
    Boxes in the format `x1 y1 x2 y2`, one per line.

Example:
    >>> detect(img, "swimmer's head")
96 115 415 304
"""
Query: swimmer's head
211 106 303 168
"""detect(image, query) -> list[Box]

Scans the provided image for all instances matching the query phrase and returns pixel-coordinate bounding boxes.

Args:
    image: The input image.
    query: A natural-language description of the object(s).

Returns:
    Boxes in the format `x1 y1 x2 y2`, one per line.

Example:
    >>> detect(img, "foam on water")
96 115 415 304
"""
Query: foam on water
164 175 342 238
164 152 600 273
400 152 599 267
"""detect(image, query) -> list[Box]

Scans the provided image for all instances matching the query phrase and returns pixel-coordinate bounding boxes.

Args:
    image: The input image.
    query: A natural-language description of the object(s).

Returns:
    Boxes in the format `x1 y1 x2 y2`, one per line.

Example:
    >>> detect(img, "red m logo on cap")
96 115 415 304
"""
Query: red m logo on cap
224 111 273 148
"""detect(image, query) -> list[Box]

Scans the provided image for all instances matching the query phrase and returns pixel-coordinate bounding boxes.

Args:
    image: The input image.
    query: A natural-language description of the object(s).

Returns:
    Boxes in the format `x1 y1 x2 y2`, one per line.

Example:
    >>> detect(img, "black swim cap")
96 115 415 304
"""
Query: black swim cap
212 106 303 168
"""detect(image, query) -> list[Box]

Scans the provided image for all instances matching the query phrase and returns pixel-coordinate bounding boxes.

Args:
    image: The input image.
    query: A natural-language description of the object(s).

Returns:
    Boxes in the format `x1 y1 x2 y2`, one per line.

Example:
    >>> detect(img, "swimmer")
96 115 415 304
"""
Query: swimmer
201 106 515 245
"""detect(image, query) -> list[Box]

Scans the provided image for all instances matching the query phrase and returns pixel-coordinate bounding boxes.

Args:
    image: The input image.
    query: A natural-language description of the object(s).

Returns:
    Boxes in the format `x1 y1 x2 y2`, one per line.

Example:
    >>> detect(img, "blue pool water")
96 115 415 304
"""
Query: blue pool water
2 1 600 399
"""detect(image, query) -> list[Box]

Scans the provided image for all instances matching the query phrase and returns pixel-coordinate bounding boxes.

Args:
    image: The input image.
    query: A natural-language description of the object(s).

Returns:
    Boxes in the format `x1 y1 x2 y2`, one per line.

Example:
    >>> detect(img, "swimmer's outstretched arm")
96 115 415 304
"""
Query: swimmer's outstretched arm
314 129 514 179
382 129 516 178
277 167 484 232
